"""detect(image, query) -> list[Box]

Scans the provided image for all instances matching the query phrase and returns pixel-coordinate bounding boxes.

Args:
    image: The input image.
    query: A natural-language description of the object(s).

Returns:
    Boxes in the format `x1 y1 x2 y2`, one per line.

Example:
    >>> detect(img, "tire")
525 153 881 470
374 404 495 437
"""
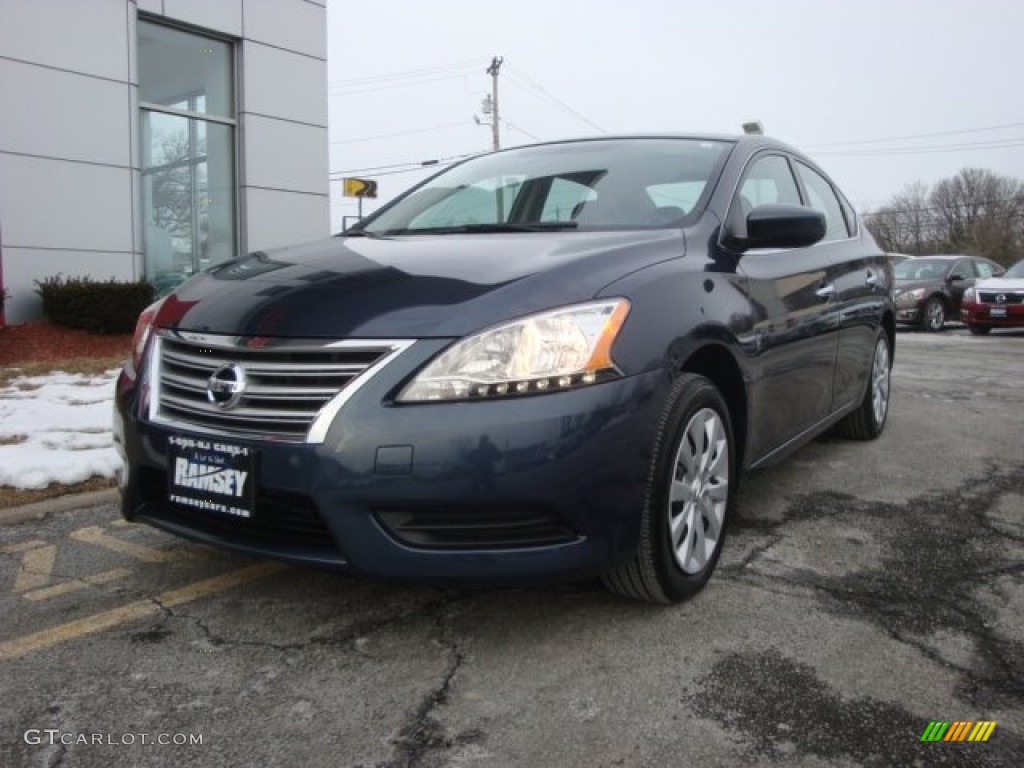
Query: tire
921 297 945 332
834 330 892 440
602 374 734 603
968 324 991 336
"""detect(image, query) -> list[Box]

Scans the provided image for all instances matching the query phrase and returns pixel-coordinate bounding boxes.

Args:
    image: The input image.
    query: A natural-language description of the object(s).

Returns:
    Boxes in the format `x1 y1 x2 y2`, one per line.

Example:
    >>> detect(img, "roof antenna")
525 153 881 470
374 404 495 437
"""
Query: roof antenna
742 121 764 135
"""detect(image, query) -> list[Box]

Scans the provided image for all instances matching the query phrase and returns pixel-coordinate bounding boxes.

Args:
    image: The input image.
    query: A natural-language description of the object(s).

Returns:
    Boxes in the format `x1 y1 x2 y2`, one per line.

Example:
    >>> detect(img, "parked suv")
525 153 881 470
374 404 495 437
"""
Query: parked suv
115 134 895 603
892 255 1004 331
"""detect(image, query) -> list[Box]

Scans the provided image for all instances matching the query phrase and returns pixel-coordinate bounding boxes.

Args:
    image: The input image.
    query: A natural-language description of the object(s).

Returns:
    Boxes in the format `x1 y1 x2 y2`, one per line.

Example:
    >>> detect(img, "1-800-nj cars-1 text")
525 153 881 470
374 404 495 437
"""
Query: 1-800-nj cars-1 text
115 134 894 603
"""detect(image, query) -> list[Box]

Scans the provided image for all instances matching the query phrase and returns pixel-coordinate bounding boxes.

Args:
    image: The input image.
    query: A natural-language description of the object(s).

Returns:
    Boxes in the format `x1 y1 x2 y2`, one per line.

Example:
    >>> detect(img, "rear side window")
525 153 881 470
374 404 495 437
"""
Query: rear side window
795 161 849 241
975 260 996 278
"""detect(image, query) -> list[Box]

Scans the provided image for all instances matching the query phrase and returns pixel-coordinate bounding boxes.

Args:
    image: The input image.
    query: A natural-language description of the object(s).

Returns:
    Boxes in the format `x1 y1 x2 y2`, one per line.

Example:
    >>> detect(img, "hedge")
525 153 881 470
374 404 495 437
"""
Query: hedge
35 276 155 334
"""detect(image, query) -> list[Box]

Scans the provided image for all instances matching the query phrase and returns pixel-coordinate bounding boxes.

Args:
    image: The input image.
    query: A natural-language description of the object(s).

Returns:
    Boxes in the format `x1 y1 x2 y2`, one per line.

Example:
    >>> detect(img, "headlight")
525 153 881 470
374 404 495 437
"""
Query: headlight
962 287 976 302
397 300 630 402
130 297 166 374
894 287 925 306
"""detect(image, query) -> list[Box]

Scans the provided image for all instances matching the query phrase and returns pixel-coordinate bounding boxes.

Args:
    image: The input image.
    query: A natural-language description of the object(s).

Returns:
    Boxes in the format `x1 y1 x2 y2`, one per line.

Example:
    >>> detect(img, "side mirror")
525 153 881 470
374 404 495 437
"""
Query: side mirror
726 204 826 253
948 273 968 282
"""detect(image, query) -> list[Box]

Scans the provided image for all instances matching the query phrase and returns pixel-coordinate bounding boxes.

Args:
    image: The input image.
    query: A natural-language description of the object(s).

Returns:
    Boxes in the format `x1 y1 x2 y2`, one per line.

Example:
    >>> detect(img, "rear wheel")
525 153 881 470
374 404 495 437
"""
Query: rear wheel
921 297 945 332
834 330 891 440
602 374 733 603
968 324 991 336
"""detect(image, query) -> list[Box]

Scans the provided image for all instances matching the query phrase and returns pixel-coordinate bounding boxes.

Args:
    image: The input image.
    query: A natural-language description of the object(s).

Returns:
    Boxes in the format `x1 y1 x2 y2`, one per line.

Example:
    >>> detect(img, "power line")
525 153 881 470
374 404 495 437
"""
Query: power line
814 138 1024 157
329 151 483 179
504 63 606 134
504 121 542 141
328 59 487 89
330 121 470 146
803 121 1024 149
328 71 475 97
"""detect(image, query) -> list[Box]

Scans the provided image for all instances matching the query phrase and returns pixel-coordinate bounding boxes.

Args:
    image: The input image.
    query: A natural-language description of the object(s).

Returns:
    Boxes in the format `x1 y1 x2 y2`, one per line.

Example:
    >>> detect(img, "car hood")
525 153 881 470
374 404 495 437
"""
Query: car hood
893 278 941 293
155 230 685 338
974 276 1024 292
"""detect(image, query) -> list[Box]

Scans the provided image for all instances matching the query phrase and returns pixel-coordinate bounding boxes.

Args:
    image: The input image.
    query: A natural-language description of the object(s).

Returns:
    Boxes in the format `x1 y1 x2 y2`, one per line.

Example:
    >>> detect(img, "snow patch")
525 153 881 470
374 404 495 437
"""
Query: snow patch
0 370 121 490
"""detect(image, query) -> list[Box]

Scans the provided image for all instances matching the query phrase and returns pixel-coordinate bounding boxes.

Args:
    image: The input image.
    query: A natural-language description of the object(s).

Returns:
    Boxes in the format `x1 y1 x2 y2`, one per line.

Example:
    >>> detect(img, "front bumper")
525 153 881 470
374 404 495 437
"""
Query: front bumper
961 301 1024 328
115 350 668 587
894 307 921 324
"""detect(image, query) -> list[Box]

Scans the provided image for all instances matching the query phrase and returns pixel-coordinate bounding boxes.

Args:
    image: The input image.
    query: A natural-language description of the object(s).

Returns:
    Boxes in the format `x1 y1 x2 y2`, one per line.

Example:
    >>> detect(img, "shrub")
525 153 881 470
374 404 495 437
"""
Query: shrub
35 275 154 334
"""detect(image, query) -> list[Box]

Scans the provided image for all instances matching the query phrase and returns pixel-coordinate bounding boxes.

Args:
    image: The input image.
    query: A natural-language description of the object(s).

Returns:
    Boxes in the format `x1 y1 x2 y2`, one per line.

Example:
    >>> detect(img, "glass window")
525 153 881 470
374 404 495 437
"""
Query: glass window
541 177 597 222
409 177 526 228
138 21 233 117
795 162 849 241
738 155 802 210
362 139 730 234
974 260 996 278
950 259 973 280
139 20 235 294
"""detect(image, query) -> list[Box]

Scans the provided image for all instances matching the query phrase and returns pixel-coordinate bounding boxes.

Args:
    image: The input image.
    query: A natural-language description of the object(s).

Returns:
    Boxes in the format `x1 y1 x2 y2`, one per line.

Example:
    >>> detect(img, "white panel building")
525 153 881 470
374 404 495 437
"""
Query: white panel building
0 0 329 323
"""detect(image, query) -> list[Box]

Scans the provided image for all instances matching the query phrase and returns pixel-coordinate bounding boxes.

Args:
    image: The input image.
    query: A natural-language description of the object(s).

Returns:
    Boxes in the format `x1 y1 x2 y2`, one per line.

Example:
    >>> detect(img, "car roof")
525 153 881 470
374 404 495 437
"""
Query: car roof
914 254 977 260
501 133 800 153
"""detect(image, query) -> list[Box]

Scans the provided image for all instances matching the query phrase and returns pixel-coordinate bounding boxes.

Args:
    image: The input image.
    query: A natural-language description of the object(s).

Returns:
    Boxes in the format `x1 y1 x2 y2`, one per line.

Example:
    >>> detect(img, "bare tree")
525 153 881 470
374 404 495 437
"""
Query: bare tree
930 168 1023 266
866 169 1024 267
865 182 934 254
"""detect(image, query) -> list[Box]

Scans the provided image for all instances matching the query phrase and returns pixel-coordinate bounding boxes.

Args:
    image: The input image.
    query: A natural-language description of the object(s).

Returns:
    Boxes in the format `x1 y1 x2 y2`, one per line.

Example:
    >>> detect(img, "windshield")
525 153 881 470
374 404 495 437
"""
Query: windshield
894 258 954 281
357 138 731 235
1005 260 1024 279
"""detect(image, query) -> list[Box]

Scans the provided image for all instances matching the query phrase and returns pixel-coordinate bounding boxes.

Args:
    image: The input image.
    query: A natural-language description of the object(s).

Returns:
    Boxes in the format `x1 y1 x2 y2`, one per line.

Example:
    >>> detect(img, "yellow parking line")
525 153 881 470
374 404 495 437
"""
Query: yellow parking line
23 568 131 602
69 526 183 563
0 561 286 662
13 545 56 592
1 540 48 554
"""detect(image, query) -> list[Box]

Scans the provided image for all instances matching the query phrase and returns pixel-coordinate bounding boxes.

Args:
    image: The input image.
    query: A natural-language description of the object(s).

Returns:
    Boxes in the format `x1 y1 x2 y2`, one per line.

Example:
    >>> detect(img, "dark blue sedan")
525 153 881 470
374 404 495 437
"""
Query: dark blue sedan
114 134 894 602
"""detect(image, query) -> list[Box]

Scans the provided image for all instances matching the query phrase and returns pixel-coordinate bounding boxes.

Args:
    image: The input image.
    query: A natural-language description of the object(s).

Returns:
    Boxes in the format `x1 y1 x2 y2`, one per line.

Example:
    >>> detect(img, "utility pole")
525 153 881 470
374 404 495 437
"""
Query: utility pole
486 56 503 150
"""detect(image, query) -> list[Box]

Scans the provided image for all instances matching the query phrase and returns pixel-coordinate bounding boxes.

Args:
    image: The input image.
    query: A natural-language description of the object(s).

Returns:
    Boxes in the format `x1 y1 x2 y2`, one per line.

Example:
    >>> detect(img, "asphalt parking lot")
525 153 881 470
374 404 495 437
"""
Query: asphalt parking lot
1 326 1022 767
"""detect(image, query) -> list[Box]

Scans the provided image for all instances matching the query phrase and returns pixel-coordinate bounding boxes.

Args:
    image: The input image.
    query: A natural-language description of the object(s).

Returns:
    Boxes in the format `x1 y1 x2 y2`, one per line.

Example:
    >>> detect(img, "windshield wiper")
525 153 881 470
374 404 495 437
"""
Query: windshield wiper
377 222 579 235
337 229 387 239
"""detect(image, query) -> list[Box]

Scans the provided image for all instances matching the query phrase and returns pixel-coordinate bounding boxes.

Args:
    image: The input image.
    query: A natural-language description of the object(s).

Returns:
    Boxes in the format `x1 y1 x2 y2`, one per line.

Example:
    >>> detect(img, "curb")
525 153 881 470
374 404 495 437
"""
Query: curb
0 488 119 527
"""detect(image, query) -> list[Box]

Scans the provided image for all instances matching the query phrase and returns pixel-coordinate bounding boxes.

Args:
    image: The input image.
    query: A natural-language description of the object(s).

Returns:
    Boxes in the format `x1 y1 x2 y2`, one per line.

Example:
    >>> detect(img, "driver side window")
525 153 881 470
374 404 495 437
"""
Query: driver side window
738 155 802 211
729 155 801 240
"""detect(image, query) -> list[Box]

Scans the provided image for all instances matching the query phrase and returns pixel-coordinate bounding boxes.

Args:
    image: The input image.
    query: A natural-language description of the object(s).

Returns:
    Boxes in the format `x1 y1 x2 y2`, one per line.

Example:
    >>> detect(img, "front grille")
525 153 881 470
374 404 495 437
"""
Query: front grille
151 332 410 442
979 291 1024 304
138 468 339 554
375 505 579 549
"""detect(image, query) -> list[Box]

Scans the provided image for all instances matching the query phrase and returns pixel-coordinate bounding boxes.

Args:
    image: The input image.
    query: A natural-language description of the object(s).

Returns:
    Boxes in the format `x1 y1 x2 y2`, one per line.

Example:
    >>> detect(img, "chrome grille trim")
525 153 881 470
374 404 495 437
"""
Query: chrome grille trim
978 291 1024 305
148 331 413 444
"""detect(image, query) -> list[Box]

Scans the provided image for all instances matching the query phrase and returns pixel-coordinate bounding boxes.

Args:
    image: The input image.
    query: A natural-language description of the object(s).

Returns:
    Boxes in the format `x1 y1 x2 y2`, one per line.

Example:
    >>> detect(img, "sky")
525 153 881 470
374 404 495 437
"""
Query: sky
0 371 120 490
324 0 1024 230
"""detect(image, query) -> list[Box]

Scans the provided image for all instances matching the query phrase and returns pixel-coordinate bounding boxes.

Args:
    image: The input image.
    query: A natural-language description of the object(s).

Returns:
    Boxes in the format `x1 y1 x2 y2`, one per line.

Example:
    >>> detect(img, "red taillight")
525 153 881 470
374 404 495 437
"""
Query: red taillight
131 298 165 372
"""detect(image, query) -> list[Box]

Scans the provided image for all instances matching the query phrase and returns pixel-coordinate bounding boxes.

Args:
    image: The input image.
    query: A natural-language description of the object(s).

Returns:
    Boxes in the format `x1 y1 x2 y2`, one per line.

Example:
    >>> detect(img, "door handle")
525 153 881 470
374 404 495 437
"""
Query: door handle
815 283 836 301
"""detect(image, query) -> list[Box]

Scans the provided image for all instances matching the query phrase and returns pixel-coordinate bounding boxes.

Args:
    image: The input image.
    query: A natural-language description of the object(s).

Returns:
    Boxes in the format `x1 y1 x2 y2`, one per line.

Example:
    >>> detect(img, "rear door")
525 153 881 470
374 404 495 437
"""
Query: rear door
947 257 977 313
792 160 886 413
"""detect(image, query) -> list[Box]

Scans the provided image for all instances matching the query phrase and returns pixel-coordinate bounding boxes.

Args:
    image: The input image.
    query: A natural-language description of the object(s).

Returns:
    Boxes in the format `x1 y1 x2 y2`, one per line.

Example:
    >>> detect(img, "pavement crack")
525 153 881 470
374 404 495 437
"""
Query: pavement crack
385 598 467 768
735 466 1024 708
45 743 68 768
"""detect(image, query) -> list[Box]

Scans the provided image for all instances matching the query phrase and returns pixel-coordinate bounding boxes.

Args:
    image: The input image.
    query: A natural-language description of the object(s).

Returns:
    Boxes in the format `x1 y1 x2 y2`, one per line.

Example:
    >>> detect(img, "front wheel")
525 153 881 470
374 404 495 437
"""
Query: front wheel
834 330 891 440
921 297 945 332
968 324 991 336
602 374 734 603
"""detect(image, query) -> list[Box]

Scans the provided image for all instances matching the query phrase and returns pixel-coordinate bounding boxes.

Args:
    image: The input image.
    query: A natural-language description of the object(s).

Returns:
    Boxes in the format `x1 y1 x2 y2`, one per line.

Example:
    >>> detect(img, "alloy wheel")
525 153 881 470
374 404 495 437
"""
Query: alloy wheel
667 407 729 574
871 337 891 426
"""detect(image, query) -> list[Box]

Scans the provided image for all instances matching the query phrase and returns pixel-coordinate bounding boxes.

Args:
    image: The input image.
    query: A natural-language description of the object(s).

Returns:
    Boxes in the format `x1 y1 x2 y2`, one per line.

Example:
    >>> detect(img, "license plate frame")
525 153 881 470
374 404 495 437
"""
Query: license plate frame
167 435 257 520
